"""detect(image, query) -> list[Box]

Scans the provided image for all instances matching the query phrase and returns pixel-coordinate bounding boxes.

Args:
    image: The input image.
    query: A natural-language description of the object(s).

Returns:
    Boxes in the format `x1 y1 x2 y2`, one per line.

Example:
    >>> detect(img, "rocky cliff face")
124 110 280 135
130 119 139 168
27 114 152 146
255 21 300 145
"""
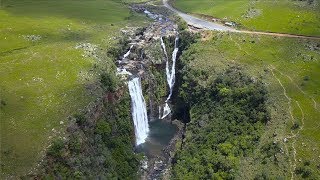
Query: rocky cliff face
116 4 199 179
117 6 179 121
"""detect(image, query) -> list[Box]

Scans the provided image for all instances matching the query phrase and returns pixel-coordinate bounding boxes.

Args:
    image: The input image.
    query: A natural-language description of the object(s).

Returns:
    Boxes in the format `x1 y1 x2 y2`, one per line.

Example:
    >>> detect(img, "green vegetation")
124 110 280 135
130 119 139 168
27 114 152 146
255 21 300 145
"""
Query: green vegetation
100 73 117 92
2 0 320 179
172 0 320 36
0 0 147 178
173 68 269 179
171 31 320 178
34 86 140 179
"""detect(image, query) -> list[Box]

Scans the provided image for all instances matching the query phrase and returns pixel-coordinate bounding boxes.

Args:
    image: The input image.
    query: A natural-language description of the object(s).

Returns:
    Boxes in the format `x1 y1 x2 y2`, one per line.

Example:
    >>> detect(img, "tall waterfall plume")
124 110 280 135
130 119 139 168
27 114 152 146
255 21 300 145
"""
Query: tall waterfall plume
117 44 149 146
128 77 149 145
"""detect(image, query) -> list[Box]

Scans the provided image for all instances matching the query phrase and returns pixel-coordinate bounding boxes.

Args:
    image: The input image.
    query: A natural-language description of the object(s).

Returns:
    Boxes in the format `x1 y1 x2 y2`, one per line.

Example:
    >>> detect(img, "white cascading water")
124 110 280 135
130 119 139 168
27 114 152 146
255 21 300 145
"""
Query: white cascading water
160 36 179 119
118 45 133 64
123 45 134 60
160 37 168 60
161 103 171 119
166 37 179 100
117 45 149 146
128 77 149 145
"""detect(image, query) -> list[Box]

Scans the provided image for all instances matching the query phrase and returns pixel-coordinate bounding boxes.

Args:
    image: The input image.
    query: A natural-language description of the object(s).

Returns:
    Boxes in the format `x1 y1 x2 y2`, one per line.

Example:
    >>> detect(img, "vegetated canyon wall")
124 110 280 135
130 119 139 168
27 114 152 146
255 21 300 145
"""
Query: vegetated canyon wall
26 4 198 179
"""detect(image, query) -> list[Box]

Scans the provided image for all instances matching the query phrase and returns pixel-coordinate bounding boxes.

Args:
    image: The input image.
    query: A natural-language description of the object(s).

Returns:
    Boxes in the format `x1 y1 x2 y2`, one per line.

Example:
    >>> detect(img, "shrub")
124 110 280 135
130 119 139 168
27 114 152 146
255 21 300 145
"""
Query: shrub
74 114 86 126
295 165 313 178
73 171 83 179
0 100 6 106
176 17 188 31
47 139 64 158
295 161 312 178
254 171 268 180
95 120 111 137
69 136 81 153
0 99 6 109
291 122 300 130
304 161 311 166
100 73 116 92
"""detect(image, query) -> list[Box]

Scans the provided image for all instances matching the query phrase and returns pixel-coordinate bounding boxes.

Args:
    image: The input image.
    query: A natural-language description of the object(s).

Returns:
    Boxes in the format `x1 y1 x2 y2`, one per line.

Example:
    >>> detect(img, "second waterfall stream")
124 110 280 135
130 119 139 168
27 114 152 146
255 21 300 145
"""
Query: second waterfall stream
161 36 179 119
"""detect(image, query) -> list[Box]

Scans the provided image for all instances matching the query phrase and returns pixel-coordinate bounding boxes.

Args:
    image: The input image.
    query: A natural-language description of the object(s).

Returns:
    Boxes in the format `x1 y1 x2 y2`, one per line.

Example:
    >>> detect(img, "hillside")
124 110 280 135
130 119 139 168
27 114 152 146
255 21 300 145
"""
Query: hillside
1 0 320 179
172 31 320 179
0 0 147 178
172 0 320 36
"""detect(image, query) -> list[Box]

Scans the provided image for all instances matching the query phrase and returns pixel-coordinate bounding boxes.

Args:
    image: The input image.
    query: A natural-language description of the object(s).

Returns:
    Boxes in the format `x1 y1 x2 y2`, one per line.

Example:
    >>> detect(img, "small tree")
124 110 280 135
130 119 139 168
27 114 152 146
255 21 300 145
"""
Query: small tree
74 114 86 126
100 73 116 92
291 122 300 130
95 121 111 137
47 139 64 158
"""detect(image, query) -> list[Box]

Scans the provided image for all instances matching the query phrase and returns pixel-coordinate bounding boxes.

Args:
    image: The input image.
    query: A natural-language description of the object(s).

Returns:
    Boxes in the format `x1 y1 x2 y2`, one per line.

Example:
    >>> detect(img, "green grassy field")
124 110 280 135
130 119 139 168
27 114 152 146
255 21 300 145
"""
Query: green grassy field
0 0 146 178
172 0 320 36
178 32 320 178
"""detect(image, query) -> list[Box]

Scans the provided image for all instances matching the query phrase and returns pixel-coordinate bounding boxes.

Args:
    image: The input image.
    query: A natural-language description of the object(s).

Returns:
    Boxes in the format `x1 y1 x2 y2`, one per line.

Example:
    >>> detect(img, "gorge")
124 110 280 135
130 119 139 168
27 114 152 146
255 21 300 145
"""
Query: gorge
2 0 320 179
114 6 185 178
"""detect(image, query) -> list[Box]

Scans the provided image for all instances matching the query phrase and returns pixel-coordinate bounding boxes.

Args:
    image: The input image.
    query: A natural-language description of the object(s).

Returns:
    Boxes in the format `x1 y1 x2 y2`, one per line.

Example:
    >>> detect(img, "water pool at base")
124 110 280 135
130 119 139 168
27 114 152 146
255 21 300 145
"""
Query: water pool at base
136 119 178 158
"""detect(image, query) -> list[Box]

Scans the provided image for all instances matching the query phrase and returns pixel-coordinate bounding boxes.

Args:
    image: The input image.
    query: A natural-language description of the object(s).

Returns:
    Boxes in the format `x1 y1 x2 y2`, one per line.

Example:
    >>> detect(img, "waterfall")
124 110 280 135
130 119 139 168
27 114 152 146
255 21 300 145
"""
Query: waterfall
128 77 149 145
123 45 134 60
158 106 162 119
160 36 179 119
161 103 171 119
160 37 168 60
117 44 149 146
118 45 134 64
166 37 179 101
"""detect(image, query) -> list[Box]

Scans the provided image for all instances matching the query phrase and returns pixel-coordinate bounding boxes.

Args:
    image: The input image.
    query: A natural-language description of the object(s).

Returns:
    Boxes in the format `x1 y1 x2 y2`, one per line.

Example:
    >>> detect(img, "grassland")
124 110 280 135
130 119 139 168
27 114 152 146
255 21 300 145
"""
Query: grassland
0 0 147 178
172 0 320 36
177 31 320 178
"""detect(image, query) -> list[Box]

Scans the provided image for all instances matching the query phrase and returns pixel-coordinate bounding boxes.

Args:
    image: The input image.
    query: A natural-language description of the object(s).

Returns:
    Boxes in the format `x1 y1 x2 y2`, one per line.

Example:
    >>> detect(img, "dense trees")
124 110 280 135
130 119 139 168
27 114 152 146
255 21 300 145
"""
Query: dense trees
33 76 140 179
172 68 270 179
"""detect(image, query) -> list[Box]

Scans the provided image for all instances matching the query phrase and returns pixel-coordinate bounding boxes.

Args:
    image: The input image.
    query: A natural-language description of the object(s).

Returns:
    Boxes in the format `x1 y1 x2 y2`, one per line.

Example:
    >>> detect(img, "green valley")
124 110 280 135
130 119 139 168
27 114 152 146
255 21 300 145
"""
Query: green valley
1 0 320 179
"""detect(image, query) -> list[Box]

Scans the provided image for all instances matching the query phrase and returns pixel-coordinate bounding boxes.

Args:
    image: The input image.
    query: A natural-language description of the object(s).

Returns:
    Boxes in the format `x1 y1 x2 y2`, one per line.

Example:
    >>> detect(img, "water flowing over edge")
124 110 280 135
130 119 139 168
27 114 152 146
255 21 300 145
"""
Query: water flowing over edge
128 77 149 145
118 45 134 64
117 44 149 146
123 45 134 60
160 37 168 61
